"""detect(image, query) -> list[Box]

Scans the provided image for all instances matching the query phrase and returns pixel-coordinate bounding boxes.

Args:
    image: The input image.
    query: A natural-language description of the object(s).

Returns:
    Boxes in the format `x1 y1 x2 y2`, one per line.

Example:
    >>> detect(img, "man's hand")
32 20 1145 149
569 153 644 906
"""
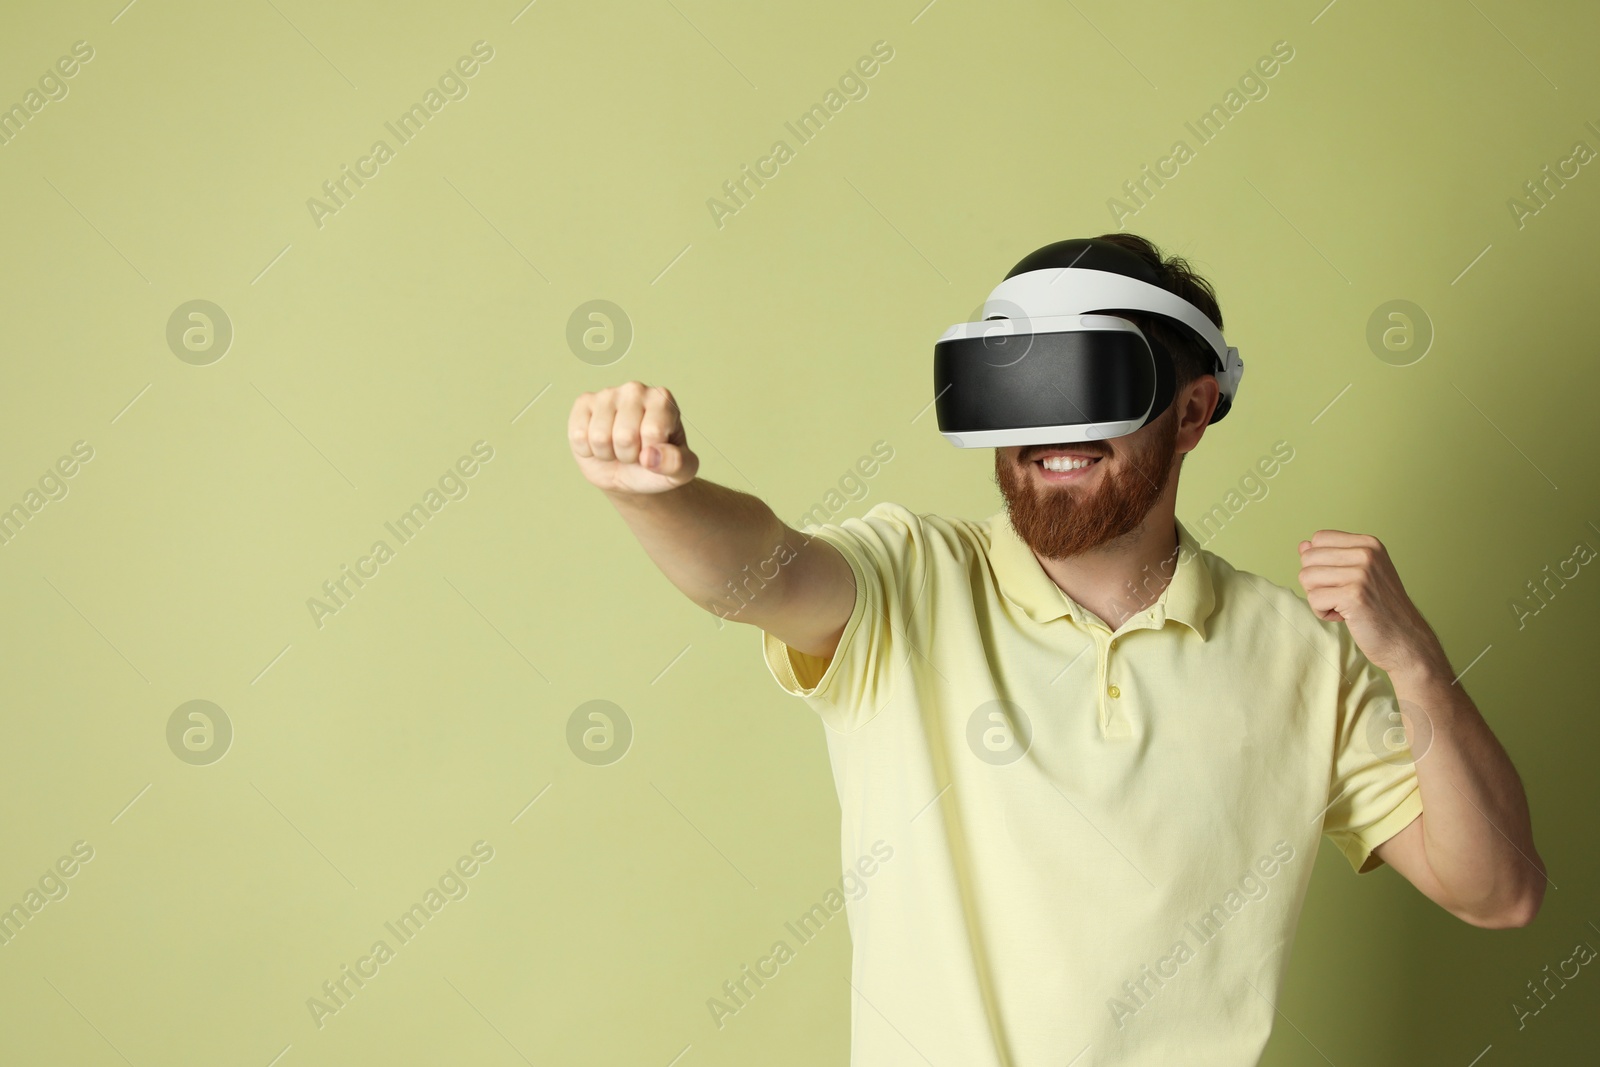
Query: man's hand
1296 530 1446 677
569 381 700 495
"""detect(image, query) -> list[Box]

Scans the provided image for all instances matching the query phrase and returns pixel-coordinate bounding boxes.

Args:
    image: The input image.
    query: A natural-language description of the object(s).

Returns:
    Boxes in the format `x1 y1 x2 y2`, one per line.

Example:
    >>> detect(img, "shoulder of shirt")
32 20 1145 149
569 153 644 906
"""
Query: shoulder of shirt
1199 542 1352 661
807 502 985 560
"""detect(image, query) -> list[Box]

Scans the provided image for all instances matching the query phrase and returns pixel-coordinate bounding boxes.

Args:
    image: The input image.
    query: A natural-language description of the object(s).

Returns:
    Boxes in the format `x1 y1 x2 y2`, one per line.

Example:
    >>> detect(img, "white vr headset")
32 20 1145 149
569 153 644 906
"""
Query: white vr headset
933 238 1244 448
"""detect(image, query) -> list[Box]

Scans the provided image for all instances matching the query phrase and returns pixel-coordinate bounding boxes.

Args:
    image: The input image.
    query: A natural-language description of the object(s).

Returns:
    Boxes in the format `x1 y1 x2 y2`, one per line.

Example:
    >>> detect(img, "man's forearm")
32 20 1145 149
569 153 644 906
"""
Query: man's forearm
1389 657 1545 924
604 477 797 625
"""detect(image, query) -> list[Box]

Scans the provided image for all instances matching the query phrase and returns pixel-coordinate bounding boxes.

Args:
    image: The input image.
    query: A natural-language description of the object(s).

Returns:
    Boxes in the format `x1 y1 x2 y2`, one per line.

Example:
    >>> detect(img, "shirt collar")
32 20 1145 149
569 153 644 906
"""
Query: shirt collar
984 508 1215 640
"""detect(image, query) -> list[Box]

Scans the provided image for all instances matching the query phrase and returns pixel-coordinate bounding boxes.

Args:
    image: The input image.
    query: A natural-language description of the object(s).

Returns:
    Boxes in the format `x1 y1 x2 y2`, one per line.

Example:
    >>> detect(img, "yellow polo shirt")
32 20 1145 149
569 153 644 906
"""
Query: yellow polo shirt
761 502 1424 1067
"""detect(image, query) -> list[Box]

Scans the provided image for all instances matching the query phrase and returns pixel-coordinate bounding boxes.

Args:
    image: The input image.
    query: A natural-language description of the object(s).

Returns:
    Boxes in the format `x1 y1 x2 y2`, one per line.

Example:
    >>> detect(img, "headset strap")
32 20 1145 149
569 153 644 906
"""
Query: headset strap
986 267 1242 391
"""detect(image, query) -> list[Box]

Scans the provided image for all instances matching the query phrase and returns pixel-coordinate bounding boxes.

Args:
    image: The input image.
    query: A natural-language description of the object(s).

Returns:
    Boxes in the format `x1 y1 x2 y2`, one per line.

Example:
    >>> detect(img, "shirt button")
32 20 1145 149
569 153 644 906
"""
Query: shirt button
1108 684 1121 698
1109 638 1119 650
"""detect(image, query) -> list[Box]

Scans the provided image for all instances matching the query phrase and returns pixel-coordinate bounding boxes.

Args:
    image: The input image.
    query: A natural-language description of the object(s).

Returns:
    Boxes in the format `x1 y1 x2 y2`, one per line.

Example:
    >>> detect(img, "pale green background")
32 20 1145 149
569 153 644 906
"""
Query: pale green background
1 0 1596 1064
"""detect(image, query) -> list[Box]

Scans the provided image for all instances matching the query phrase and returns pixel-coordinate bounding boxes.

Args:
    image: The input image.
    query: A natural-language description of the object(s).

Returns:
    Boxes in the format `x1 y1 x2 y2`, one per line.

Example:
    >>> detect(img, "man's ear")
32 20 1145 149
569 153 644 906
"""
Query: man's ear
1177 376 1220 453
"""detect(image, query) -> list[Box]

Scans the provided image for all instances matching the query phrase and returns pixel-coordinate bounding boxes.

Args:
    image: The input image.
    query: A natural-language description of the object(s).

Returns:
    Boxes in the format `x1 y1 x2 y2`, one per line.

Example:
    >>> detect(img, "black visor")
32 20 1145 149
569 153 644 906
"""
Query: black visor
934 325 1172 436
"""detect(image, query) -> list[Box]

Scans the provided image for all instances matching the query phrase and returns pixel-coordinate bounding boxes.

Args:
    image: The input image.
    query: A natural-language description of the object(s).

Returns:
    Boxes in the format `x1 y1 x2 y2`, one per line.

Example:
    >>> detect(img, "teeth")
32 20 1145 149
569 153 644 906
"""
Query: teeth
1040 456 1098 471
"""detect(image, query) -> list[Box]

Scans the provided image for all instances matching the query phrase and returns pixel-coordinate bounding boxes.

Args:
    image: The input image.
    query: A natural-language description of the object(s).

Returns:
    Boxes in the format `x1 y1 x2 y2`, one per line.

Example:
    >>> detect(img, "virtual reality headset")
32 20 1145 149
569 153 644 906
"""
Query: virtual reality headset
933 238 1243 448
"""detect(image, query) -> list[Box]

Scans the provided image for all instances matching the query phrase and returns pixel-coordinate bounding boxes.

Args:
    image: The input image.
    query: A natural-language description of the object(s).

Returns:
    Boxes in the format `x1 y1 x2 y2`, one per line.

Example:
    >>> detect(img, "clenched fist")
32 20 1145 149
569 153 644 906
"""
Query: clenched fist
569 382 700 494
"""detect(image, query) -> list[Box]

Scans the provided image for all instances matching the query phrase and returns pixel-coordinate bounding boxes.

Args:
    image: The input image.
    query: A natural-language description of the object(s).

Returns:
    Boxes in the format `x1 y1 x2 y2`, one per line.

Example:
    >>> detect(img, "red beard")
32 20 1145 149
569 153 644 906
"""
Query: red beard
994 405 1179 560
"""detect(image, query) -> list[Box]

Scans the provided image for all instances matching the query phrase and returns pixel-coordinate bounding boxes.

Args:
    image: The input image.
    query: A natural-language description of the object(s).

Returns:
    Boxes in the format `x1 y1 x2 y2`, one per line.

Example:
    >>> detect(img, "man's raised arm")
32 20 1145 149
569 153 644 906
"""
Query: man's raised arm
568 381 855 661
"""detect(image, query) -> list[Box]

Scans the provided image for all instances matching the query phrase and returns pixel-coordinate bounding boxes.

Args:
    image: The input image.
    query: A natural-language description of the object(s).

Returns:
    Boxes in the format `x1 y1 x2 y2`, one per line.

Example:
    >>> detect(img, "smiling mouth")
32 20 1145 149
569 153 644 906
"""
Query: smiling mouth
1031 455 1103 481
1035 456 1101 472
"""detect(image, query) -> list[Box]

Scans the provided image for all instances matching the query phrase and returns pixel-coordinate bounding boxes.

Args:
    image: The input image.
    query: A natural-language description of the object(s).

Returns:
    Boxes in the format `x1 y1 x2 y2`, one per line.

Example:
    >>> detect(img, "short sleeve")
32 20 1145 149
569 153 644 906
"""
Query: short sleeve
1321 627 1425 875
760 502 921 733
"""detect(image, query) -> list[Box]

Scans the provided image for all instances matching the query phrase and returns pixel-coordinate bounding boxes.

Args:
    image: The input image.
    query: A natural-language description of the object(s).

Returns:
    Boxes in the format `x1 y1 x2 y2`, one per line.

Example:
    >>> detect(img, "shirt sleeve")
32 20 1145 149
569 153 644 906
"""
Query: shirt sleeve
1321 624 1425 875
760 501 922 734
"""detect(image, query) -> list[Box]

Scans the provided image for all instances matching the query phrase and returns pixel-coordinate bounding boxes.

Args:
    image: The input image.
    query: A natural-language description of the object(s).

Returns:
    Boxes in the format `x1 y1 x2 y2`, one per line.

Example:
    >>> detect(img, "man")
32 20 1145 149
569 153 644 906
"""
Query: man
569 233 1545 1066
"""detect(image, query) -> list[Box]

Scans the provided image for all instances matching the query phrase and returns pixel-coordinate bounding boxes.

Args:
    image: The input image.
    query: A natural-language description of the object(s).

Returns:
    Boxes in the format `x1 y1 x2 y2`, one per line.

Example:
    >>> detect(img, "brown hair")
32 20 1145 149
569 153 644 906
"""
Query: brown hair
1091 233 1223 392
